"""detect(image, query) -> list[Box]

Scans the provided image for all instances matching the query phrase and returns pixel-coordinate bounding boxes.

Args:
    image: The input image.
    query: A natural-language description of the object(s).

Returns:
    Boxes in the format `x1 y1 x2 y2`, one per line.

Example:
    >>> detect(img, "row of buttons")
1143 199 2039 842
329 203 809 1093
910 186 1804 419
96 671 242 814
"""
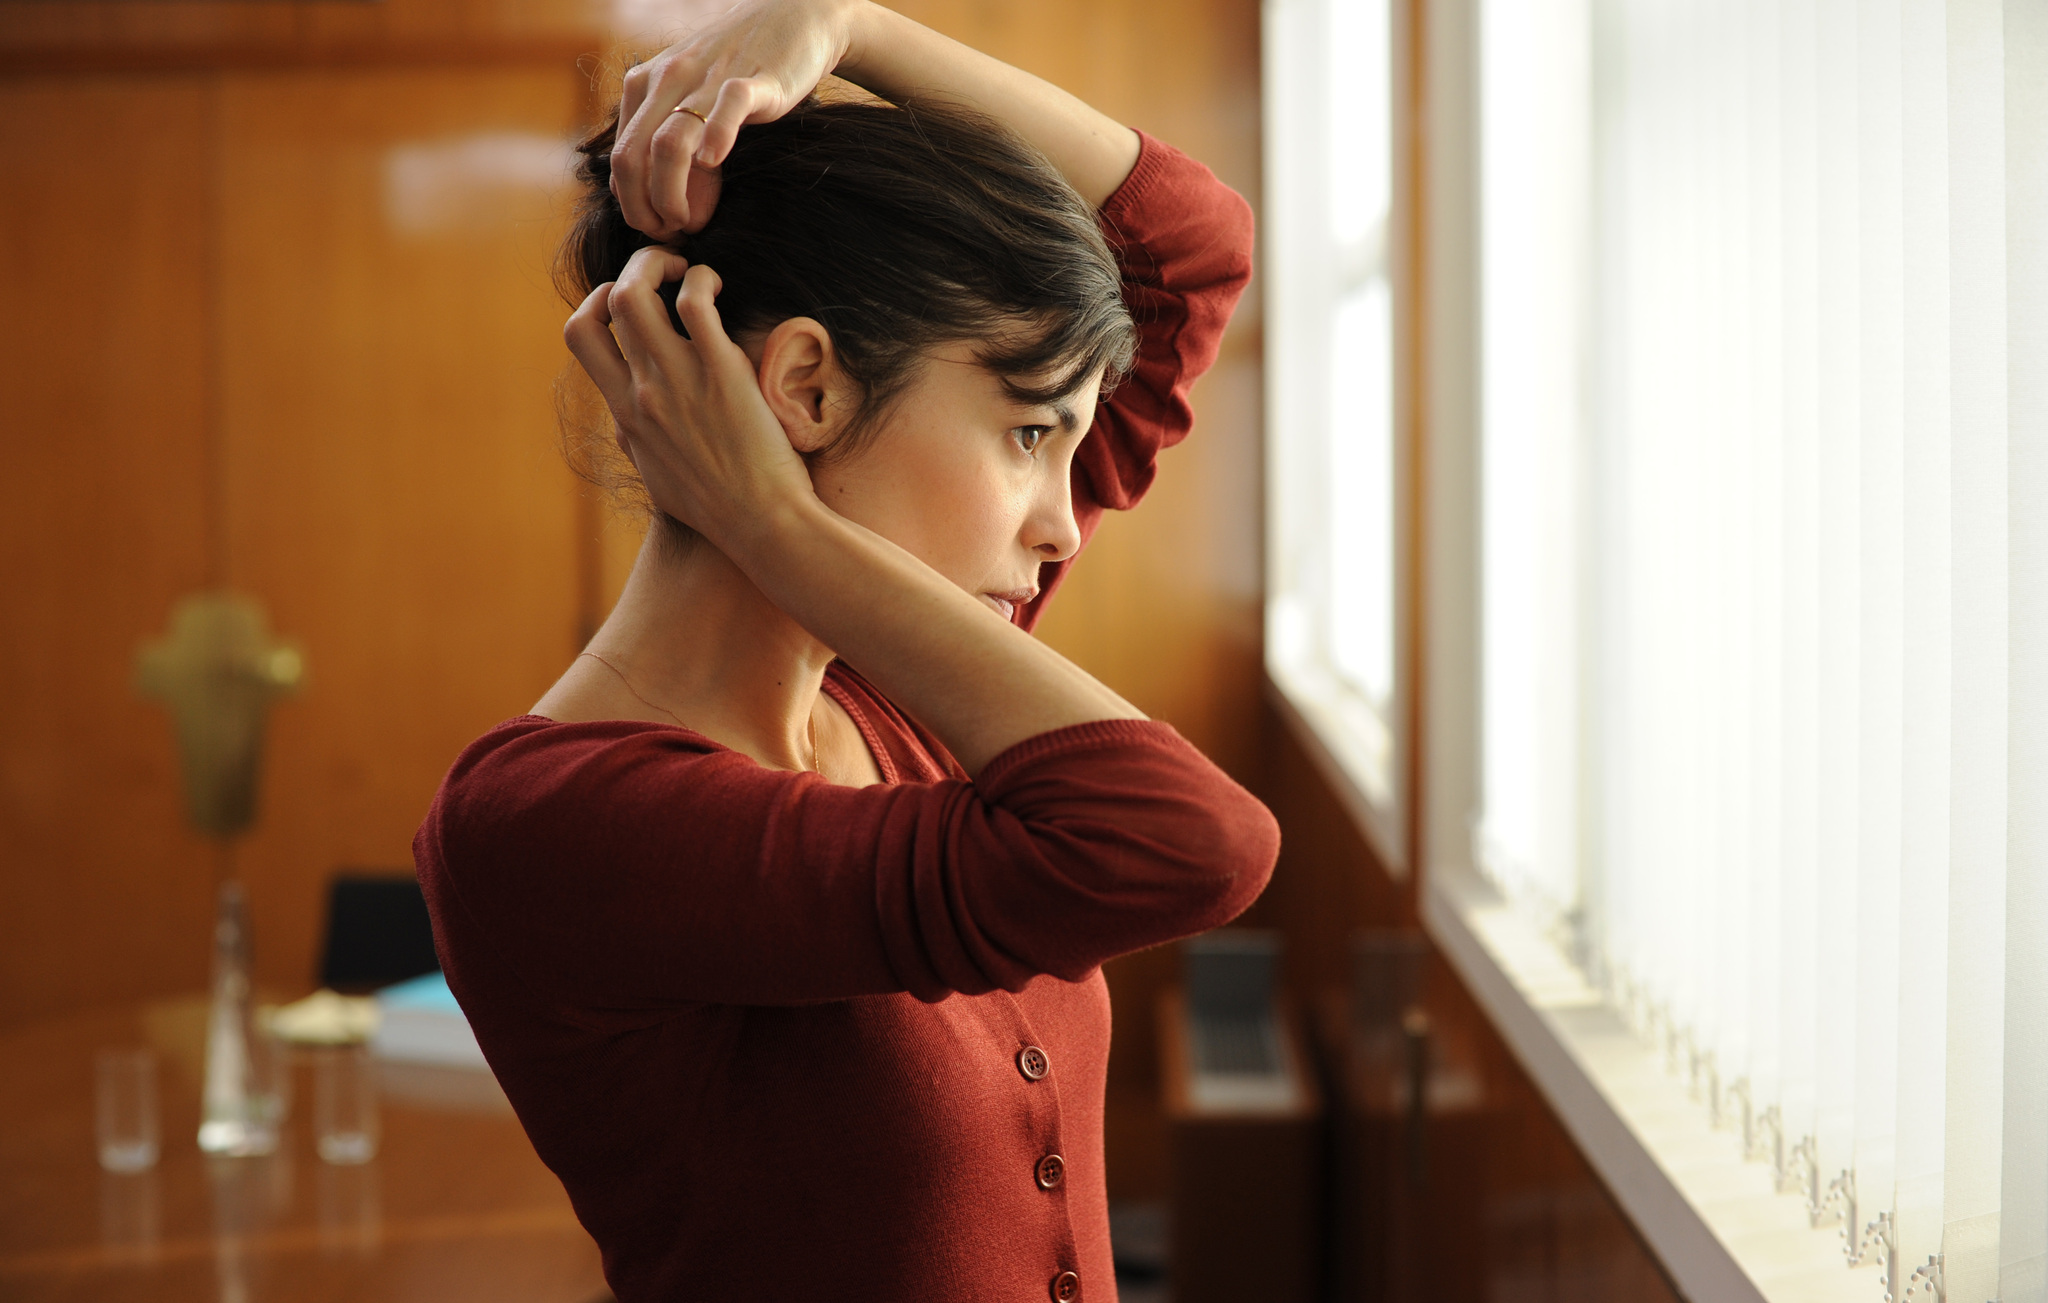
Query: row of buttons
1017 1045 1076 1299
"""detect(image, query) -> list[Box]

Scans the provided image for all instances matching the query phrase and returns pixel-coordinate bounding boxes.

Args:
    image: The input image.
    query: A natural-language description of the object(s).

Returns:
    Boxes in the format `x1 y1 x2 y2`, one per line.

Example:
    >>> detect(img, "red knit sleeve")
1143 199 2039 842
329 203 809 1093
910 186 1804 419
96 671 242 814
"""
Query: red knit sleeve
1020 131 1256 630
414 717 1277 1019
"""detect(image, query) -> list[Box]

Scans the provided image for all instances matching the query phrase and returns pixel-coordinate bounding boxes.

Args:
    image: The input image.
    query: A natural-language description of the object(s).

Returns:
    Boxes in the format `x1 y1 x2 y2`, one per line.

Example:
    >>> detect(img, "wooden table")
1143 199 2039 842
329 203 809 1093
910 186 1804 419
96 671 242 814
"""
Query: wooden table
0 997 609 1302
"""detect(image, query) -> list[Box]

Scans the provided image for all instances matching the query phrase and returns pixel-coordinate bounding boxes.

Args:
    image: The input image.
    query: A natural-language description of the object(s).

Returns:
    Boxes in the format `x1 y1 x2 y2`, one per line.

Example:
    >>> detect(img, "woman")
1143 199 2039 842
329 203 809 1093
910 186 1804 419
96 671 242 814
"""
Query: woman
414 2 1277 1299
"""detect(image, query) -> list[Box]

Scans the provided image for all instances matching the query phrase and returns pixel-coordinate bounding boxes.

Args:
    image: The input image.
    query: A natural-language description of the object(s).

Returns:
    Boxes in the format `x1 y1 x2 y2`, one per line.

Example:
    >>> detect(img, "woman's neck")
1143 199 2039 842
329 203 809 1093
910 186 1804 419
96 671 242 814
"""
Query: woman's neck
585 527 835 771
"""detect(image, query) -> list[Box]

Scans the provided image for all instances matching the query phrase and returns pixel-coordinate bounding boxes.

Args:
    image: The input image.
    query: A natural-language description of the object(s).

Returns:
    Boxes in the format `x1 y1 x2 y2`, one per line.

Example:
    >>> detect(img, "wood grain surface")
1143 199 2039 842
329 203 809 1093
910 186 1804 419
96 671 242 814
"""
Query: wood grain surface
0 76 221 1021
0 1000 604 1302
214 63 590 1018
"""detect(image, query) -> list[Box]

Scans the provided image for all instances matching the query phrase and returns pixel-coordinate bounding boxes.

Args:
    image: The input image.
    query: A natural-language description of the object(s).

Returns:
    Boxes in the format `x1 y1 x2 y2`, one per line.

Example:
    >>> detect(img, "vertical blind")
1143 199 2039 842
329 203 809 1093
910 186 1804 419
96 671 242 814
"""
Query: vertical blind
1475 1 2046 1299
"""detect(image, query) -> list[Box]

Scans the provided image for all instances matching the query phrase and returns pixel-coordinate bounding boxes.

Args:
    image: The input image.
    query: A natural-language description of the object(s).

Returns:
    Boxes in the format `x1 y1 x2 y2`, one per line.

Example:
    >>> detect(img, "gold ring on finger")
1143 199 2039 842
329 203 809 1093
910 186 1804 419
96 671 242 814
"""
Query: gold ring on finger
671 105 709 123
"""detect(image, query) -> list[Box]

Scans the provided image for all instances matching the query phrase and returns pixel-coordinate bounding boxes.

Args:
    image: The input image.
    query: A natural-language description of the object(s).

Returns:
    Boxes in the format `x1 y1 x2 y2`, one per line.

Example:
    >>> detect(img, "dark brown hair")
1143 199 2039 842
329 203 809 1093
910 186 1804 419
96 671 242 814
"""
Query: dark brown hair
558 92 1137 538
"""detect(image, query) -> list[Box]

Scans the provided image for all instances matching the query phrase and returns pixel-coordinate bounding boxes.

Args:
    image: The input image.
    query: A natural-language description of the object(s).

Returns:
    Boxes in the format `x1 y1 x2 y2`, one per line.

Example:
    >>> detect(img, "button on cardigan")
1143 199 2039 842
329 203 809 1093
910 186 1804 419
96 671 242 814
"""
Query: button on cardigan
414 131 1274 1303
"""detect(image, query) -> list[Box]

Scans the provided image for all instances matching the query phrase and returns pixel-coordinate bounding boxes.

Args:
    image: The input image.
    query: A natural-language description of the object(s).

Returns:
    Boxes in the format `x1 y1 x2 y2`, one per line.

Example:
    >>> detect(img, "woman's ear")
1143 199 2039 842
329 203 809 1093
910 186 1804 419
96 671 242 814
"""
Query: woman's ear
755 318 848 456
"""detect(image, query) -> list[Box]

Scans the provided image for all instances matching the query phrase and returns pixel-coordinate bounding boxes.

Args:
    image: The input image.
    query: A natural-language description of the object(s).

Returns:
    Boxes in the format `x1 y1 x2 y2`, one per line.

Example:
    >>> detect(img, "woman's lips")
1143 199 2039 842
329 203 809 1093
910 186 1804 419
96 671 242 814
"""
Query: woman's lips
984 589 1038 623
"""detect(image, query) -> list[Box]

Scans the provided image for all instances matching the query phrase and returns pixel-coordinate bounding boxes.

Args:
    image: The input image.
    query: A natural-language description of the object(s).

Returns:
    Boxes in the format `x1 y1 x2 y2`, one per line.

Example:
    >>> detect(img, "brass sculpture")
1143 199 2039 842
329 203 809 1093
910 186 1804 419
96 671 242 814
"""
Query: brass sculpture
135 593 305 838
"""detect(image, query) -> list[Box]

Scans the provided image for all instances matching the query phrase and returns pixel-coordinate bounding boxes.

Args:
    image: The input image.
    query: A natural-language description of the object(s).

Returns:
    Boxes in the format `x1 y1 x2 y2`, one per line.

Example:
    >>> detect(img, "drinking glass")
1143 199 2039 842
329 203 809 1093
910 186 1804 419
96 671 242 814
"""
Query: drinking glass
313 1044 380 1165
95 1048 160 1173
99 1166 161 1255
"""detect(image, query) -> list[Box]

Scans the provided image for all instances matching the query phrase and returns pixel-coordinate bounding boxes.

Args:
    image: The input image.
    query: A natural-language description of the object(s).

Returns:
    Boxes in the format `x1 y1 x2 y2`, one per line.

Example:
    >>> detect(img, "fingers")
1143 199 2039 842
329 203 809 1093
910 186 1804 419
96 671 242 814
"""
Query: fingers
676 164 724 237
696 77 775 170
669 263 736 360
642 74 771 233
611 60 664 234
565 261 691 485
612 52 706 236
570 240 733 381
645 103 713 234
607 246 698 369
561 281 648 480
618 64 777 235
618 59 652 142
563 284 631 405
609 0 848 234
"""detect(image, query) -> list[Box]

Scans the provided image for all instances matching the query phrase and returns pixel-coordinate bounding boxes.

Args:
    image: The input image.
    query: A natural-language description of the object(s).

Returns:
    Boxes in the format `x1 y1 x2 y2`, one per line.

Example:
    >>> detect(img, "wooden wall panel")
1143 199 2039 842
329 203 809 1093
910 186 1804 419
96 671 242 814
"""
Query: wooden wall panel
0 60 591 1027
0 0 605 71
215 65 588 997
0 77 218 1023
1240 701 1413 992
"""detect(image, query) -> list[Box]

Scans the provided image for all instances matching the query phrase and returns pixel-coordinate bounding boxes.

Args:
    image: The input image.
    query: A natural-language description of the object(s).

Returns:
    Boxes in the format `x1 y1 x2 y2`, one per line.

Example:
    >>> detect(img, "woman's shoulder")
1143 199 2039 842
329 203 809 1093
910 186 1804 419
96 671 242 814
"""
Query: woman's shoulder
459 713 729 772
422 715 749 847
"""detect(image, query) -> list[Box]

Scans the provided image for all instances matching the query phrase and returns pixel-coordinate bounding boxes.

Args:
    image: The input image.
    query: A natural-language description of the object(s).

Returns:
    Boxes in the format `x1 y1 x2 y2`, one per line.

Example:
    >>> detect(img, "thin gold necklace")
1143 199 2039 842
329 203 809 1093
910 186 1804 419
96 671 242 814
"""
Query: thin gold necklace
578 651 820 773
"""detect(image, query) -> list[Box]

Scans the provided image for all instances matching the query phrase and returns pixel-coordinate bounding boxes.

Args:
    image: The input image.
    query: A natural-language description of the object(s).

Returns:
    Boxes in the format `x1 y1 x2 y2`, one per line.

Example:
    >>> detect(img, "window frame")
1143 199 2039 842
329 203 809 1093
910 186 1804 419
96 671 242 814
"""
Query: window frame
1260 0 1413 878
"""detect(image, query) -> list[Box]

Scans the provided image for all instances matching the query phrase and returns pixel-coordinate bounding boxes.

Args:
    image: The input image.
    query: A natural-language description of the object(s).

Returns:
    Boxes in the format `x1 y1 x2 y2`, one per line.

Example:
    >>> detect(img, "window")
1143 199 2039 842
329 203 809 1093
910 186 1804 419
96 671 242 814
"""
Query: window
1270 0 2048 1298
1263 0 1403 864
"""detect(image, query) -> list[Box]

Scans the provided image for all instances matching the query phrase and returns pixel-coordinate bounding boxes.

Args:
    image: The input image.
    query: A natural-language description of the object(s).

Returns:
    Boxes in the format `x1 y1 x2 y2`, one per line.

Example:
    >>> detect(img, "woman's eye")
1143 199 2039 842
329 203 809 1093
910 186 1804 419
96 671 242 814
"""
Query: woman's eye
1013 426 1050 455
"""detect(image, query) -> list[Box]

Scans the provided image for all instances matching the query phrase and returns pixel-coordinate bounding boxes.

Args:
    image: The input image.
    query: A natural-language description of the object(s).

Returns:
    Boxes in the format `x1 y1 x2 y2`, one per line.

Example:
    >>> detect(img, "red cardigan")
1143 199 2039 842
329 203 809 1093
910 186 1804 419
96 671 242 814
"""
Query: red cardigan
414 133 1273 1303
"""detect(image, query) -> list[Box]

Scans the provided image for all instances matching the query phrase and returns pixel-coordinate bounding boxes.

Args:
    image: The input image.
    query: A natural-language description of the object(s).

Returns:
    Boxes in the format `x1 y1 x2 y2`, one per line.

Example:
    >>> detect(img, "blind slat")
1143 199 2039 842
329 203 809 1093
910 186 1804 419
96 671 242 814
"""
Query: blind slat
2000 0 2048 1294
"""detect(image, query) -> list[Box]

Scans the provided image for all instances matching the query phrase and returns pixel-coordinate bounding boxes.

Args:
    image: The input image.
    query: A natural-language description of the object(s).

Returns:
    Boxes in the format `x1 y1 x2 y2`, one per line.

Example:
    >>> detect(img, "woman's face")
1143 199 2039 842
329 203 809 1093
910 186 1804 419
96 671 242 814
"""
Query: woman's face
806 341 1102 625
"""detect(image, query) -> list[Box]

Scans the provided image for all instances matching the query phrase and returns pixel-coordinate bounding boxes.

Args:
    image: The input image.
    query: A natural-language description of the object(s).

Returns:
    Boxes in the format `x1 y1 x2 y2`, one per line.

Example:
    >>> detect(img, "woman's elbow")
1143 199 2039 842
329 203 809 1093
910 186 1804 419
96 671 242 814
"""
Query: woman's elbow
1215 186 1256 289
1167 790 1280 931
1223 800 1282 917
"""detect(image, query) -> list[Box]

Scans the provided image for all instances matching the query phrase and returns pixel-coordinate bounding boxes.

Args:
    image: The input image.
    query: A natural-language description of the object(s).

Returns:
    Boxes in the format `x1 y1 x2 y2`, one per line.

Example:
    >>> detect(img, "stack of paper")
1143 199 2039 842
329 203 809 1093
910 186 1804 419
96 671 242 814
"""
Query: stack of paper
371 971 487 1071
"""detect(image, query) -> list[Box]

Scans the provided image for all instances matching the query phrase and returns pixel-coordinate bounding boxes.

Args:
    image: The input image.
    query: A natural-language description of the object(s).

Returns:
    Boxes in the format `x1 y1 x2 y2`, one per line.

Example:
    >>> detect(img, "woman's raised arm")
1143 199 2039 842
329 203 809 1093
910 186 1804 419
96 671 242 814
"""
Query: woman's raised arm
610 0 1139 237
832 7 1140 206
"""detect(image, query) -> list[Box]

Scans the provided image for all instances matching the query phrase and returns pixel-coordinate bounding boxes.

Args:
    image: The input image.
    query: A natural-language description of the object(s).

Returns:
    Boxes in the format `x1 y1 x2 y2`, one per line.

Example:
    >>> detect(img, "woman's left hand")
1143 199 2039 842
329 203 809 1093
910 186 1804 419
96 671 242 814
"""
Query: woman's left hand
612 0 867 239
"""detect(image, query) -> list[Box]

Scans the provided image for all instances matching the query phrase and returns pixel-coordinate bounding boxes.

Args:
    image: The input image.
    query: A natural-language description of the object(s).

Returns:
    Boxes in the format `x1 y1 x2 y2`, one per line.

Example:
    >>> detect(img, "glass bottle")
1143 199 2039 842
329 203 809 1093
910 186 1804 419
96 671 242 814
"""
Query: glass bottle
197 879 281 1156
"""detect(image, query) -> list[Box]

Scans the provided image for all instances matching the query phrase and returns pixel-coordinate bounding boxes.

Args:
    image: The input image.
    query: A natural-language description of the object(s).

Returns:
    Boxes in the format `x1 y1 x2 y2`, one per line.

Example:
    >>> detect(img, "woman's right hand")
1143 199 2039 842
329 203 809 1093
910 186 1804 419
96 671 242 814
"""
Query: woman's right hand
611 0 867 238
563 248 815 546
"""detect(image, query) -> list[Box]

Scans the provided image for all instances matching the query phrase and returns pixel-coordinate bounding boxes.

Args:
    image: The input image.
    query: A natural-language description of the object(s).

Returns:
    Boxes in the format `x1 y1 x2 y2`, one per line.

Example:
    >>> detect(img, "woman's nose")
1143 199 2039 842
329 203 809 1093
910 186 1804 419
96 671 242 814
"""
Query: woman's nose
1026 478 1082 564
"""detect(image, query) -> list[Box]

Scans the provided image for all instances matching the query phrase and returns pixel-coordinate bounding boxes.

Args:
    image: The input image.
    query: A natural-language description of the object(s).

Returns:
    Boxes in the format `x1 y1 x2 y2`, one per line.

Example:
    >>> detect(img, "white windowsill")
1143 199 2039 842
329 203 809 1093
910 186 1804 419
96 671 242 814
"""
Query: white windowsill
1421 864 1881 1303
1264 663 1405 879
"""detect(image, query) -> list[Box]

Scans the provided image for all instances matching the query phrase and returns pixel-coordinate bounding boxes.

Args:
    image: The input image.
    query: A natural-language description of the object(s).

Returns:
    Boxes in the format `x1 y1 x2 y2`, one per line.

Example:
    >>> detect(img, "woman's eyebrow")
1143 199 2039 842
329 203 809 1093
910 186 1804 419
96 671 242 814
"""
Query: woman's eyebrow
1004 392 1081 431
